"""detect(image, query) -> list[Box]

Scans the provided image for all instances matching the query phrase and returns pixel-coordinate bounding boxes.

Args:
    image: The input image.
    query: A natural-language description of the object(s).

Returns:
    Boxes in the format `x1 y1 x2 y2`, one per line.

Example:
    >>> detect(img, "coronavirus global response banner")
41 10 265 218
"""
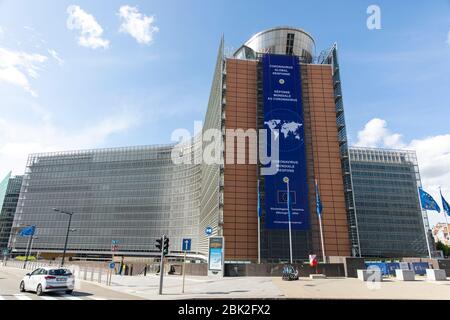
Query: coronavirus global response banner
262 54 310 230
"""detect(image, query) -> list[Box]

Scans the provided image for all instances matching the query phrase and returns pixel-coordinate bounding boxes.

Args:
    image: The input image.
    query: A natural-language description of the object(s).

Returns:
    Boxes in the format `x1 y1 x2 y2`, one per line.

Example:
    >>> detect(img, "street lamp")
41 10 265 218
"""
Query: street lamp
53 208 74 267
283 177 293 264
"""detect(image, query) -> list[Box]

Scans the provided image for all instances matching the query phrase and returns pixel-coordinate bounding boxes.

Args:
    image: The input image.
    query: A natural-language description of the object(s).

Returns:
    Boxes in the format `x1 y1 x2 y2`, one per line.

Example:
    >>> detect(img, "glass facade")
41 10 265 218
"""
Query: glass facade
319 44 360 257
10 145 201 256
0 173 23 254
349 147 430 257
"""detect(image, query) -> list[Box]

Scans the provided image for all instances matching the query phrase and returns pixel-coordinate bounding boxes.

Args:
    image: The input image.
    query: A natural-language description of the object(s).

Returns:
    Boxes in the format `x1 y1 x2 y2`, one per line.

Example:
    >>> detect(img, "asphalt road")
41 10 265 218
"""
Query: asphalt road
0 266 143 300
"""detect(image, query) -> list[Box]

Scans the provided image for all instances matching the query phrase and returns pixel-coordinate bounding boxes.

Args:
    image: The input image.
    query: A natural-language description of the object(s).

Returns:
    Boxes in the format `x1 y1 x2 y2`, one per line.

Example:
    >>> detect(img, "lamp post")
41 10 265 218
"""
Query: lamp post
283 177 293 264
53 208 75 267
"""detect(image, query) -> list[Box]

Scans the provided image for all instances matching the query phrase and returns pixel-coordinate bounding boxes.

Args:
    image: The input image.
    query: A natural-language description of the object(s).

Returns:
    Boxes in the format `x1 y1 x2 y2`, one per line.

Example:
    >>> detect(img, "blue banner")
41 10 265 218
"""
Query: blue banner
411 262 429 275
262 54 309 230
365 262 389 276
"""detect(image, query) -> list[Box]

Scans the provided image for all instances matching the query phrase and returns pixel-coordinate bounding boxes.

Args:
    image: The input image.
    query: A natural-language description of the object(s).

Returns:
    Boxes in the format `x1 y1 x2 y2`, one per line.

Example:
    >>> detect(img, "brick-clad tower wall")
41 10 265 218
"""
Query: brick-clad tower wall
222 58 350 262
302 64 350 257
223 58 259 261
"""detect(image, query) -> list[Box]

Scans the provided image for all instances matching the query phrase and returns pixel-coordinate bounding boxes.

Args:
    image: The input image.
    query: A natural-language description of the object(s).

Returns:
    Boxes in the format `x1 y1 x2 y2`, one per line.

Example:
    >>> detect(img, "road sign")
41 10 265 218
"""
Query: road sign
205 226 213 236
109 262 115 269
182 238 192 252
111 240 119 252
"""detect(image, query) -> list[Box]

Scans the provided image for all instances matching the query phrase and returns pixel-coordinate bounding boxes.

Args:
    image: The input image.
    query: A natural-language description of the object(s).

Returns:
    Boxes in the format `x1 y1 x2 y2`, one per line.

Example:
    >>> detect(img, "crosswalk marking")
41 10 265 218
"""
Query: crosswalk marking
40 295 58 300
0 294 109 300
88 296 107 300
61 294 82 300
14 294 33 300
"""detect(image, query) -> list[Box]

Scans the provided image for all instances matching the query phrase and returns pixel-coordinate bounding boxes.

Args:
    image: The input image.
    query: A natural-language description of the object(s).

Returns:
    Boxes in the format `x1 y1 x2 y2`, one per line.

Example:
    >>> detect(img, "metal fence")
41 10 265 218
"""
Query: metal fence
1 259 109 285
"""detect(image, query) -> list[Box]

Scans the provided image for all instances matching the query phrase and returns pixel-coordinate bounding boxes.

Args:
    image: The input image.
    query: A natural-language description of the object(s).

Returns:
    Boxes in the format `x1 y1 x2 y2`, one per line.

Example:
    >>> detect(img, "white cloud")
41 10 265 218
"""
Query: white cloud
355 118 450 226
118 5 159 45
47 49 64 65
0 47 47 97
66 5 109 49
355 118 404 149
0 106 140 178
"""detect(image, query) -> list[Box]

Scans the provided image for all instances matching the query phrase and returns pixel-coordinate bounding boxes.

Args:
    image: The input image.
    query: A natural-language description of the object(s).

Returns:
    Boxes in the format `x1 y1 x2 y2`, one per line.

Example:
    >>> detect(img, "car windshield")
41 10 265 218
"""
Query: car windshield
48 269 72 276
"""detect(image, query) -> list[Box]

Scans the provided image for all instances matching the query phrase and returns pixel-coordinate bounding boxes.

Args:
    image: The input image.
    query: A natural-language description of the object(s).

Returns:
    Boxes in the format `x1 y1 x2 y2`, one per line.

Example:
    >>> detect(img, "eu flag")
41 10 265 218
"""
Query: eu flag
419 188 441 212
315 180 323 217
441 190 450 216
19 226 35 237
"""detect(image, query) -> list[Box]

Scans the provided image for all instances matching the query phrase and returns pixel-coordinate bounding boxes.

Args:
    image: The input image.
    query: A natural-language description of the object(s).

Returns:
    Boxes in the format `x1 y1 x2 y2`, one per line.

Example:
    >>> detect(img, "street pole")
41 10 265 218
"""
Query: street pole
23 233 33 269
182 251 187 293
318 214 326 263
61 213 73 267
158 235 165 295
284 178 293 264
316 180 326 263
257 213 261 264
417 189 433 259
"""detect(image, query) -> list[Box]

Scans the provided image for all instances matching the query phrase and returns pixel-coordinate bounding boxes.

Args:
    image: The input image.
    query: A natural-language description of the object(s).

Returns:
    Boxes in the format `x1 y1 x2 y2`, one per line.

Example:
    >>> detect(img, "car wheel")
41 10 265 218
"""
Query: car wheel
19 281 26 292
65 290 73 295
36 284 43 296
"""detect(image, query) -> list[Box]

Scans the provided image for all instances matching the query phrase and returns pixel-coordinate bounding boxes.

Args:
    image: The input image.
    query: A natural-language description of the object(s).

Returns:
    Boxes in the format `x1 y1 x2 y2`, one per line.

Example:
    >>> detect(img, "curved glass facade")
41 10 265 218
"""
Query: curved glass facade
235 26 316 63
10 145 201 256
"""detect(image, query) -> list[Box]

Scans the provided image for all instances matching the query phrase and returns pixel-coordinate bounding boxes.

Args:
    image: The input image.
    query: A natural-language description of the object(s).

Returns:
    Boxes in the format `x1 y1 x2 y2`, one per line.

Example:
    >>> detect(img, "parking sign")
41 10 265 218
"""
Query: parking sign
182 238 191 252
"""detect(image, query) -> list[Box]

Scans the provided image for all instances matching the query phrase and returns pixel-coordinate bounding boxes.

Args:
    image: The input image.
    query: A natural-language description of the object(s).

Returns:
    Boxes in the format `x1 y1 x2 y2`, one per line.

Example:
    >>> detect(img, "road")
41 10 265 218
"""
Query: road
0 266 143 300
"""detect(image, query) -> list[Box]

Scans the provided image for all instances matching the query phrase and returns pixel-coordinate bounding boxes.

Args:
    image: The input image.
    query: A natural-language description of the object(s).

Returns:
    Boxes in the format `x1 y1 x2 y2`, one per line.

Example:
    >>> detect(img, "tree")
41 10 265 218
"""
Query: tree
436 241 449 258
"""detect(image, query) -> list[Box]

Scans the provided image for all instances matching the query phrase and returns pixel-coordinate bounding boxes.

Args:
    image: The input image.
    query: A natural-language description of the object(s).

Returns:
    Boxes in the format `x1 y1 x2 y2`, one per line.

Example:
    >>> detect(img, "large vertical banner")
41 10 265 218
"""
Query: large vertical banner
262 54 310 230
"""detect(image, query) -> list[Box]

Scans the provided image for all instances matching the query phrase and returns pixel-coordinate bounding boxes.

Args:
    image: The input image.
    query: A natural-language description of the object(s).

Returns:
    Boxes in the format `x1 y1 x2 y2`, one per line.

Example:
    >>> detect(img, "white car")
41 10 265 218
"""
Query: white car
20 267 75 296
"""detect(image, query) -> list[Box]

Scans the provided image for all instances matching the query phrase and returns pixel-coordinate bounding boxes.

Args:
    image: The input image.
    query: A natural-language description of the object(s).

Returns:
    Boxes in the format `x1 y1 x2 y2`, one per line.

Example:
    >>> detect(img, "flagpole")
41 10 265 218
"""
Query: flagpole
316 180 326 263
257 180 261 264
284 177 293 264
440 187 450 245
417 188 433 259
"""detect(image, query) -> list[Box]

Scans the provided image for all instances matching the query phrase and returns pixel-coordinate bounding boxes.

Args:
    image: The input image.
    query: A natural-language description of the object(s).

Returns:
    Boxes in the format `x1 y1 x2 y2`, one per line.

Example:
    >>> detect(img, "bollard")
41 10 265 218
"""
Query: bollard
90 269 94 281
83 268 87 280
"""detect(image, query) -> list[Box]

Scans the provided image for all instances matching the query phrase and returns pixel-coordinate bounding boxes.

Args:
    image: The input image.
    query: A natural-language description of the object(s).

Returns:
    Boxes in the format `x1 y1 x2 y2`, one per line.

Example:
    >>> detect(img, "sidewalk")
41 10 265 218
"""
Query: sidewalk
273 276 450 300
100 274 285 300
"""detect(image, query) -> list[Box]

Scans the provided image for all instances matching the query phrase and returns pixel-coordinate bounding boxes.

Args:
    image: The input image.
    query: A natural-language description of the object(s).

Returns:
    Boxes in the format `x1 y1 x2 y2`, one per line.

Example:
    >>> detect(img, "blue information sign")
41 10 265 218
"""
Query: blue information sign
262 54 310 230
109 262 115 269
205 226 213 236
182 238 192 252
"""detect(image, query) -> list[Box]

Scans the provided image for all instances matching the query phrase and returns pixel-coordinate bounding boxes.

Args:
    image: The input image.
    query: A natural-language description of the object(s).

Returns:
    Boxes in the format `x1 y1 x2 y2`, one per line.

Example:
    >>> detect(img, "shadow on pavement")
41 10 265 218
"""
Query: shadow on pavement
46 291 93 297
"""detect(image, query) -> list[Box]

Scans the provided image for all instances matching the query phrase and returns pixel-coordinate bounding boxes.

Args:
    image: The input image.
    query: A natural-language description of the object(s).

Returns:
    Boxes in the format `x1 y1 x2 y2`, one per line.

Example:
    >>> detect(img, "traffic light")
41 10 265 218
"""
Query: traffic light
155 237 163 252
163 237 170 256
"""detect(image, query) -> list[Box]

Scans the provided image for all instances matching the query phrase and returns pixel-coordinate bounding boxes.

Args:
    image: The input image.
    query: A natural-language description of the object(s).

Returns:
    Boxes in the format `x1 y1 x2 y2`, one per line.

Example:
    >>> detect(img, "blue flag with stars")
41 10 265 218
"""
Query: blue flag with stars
315 180 323 217
441 190 450 217
19 226 35 237
419 188 441 212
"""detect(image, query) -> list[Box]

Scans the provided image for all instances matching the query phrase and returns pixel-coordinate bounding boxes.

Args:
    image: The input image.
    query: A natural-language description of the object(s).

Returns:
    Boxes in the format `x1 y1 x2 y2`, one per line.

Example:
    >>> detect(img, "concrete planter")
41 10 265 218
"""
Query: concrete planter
426 269 447 281
395 269 415 281
357 269 382 282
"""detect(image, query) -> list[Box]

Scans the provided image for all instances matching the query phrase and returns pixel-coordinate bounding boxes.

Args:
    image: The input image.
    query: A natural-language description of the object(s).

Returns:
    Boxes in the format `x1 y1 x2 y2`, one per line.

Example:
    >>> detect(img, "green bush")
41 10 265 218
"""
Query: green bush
14 256 37 262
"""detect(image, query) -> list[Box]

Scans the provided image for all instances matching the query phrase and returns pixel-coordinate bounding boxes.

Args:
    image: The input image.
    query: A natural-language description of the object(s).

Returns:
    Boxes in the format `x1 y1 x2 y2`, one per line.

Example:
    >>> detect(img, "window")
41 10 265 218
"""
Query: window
286 33 295 55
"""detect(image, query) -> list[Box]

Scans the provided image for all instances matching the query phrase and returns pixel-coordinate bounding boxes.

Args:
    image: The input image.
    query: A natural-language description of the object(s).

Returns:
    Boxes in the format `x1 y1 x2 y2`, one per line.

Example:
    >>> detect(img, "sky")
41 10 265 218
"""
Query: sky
0 0 449 226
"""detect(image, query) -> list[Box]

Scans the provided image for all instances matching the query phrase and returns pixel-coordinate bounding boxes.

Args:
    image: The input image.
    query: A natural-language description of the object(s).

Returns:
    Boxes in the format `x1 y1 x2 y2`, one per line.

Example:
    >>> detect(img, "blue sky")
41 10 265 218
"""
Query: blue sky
0 0 449 225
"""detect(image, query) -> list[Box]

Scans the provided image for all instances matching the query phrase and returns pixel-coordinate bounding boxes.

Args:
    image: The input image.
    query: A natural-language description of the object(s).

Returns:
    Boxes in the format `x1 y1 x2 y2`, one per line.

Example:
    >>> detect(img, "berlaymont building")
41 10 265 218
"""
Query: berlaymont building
8 27 432 262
